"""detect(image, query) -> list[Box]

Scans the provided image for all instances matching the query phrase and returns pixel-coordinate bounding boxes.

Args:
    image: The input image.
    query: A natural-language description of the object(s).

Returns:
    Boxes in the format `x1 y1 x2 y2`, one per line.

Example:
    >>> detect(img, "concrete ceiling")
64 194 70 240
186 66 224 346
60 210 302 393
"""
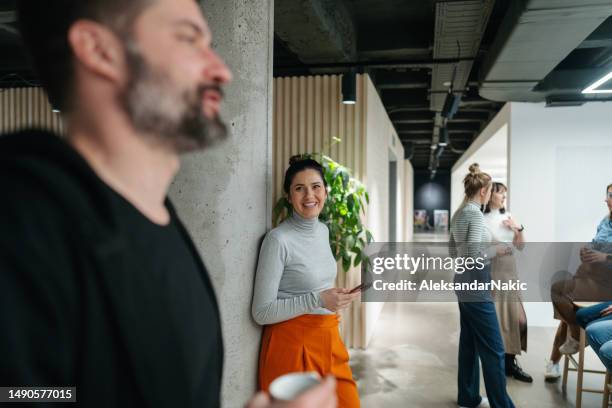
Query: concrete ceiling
273 0 612 171
1 0 611 171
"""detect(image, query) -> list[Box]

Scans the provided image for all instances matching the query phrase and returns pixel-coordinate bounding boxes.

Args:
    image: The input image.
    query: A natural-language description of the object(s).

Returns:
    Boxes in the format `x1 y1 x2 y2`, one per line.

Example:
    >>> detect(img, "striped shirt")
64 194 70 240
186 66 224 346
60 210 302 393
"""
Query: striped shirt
449 201 495 261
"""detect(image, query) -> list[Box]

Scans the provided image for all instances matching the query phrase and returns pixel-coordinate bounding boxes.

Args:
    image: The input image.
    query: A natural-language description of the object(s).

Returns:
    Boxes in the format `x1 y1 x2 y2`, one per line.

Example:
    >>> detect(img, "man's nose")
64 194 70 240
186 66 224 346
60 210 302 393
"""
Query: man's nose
204 49 233 85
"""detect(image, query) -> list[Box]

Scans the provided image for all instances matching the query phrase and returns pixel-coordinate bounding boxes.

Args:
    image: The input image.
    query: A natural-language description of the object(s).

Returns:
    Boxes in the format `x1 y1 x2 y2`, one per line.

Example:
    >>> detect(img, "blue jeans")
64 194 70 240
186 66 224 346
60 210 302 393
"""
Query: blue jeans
587 320 612 371
576 302 612 371
576 302 612 328
457 301 516 408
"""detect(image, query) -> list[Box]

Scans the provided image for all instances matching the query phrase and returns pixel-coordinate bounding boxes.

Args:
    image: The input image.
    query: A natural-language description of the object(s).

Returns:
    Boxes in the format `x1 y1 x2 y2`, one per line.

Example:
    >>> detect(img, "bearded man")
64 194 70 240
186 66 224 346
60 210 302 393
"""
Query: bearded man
0 1 335 407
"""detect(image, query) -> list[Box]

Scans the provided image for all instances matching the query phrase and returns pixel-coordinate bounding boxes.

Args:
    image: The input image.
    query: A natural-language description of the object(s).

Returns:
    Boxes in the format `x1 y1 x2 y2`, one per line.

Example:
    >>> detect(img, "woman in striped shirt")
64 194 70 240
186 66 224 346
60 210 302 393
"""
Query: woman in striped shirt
450 163 515 408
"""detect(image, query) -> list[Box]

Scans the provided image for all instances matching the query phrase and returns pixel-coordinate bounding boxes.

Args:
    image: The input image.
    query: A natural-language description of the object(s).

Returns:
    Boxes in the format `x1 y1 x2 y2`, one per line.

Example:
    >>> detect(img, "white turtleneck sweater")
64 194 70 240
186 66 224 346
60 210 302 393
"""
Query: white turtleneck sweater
251 212 337 325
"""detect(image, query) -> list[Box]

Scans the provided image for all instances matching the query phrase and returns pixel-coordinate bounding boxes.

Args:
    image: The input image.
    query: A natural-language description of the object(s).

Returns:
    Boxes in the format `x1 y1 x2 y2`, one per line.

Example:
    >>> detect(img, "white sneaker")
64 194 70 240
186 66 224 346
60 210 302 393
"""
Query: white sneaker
559 337 579 355
545 360 561 381
459 397 490 408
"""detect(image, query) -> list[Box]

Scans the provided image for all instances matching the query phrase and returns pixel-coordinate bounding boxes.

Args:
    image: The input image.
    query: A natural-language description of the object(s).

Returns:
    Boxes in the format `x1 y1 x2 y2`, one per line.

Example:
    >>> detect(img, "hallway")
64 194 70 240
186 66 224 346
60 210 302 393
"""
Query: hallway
350 235 608 407
351 301 608 407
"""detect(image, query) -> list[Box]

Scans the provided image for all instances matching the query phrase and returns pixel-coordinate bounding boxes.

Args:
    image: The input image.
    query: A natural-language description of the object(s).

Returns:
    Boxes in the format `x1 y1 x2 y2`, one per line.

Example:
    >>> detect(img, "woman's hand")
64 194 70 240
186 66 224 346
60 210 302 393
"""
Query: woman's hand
320 288 360 312
502 216 521 231
582 249 608 264
496 245 512 257
601 305 612 317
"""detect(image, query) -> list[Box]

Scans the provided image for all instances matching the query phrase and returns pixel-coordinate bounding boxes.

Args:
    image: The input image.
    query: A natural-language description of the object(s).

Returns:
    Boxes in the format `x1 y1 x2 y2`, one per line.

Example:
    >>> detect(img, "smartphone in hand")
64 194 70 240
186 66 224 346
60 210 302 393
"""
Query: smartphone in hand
349 282 373 294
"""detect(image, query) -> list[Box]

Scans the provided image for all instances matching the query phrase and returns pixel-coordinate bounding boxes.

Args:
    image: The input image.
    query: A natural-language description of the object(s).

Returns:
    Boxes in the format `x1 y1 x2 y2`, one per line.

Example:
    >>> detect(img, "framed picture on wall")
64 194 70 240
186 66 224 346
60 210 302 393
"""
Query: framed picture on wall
434 209 449 231
414 209 428 230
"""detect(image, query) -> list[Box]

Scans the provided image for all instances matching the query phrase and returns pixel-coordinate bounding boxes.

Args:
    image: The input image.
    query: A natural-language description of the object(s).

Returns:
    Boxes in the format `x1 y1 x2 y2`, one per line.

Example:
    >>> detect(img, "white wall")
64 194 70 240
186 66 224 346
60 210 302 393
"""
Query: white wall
364 76 406 346
404 159 415 241
453 102 612 327
509 102 612 327
509 102 612 242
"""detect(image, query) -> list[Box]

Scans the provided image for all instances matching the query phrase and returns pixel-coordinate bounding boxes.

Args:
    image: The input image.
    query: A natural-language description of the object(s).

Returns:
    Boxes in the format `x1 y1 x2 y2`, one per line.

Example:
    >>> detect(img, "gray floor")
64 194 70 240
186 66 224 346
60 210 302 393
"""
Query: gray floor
350 232 610 407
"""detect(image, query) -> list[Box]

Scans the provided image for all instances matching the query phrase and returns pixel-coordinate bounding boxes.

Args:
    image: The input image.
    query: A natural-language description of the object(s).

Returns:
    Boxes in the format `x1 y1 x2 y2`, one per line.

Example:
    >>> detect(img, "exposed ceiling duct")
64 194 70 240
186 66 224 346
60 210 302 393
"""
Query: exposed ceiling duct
429 0 494 174
479 0 612 102
430 1 495 112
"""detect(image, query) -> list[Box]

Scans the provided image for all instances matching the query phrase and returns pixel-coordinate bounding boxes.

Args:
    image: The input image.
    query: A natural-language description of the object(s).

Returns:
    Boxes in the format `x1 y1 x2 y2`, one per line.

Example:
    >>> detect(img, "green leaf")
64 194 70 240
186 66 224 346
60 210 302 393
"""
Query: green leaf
341 171 350 189
353 251 362 267
345 235 356 251
366 229 374 243
342 254 351 272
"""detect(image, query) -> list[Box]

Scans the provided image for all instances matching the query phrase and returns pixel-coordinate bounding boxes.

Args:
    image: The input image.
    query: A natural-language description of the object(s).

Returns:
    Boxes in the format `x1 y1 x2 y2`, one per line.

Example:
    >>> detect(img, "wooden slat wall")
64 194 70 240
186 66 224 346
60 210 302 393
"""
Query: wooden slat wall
0 87 64 135
273 74 367 206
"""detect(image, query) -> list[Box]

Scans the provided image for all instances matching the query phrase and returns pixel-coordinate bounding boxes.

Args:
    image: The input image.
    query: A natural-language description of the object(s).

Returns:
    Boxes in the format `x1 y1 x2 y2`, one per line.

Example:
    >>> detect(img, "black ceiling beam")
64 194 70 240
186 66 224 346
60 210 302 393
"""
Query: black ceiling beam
395 123 432 132
455 107 497 113
373 69 430 90
446 122 482 132
274 57 475 71
450 111 490 120
379 82 429 90
459 98 500 107
393 118 433 124
389 110 433 120
397 131 476 136
381 88 430 107
357 22 430 53
397 130 433 135
447 118 485 124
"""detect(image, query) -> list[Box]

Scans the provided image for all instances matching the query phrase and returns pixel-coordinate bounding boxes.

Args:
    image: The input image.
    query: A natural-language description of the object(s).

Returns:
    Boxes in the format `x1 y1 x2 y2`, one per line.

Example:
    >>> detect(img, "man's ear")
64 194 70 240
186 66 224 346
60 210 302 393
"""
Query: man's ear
68 20 126 84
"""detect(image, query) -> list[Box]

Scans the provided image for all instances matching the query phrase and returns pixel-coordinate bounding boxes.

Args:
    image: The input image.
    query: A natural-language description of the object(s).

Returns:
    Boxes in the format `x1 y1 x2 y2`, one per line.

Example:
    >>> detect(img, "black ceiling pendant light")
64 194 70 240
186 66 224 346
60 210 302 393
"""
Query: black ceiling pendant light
342 69 357 105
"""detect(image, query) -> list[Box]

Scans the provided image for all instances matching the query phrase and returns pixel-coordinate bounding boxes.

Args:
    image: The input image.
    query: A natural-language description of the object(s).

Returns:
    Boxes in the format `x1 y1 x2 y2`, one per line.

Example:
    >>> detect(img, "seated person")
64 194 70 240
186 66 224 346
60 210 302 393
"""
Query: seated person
545 183 612 381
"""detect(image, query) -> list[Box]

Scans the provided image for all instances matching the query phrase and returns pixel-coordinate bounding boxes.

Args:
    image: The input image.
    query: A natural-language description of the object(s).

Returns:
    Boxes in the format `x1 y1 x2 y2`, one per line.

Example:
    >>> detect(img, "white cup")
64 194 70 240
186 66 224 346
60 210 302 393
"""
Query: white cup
269 371 321 401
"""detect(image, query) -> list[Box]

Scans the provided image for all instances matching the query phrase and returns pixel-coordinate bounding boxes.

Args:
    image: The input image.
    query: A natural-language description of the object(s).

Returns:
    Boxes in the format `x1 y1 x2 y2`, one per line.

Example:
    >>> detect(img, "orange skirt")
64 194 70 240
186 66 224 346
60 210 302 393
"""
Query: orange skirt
258 314 360 408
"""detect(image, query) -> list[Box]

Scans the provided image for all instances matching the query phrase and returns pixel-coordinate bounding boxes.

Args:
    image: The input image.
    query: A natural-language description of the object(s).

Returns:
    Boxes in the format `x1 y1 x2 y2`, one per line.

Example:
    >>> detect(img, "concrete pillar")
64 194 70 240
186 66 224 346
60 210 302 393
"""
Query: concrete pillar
168 1 273 406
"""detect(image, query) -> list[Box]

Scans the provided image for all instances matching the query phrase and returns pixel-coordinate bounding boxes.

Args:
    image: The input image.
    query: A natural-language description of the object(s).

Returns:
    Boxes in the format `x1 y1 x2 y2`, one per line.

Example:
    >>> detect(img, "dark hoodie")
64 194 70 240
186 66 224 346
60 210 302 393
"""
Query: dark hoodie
0 129 223 407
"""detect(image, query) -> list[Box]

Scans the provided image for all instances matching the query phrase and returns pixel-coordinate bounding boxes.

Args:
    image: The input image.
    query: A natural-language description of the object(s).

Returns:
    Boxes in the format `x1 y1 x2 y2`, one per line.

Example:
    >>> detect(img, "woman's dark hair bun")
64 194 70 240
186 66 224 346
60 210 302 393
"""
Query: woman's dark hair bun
283 156 327 194
289 155 304 166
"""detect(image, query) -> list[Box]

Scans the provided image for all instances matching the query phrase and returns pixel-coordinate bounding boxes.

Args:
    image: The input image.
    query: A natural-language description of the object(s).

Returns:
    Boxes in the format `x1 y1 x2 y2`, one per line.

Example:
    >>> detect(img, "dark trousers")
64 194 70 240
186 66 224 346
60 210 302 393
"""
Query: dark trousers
457 301 516 408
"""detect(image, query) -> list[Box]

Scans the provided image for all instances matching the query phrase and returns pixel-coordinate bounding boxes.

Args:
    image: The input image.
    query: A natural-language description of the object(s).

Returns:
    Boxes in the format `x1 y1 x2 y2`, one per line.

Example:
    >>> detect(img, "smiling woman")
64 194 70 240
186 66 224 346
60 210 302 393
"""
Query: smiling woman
285 157 328 219
252 156 361 407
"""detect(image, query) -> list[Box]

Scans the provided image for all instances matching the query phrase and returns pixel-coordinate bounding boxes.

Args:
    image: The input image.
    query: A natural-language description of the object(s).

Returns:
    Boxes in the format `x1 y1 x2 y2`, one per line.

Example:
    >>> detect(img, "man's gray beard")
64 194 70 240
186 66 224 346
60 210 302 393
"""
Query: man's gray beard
119 46 229 153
